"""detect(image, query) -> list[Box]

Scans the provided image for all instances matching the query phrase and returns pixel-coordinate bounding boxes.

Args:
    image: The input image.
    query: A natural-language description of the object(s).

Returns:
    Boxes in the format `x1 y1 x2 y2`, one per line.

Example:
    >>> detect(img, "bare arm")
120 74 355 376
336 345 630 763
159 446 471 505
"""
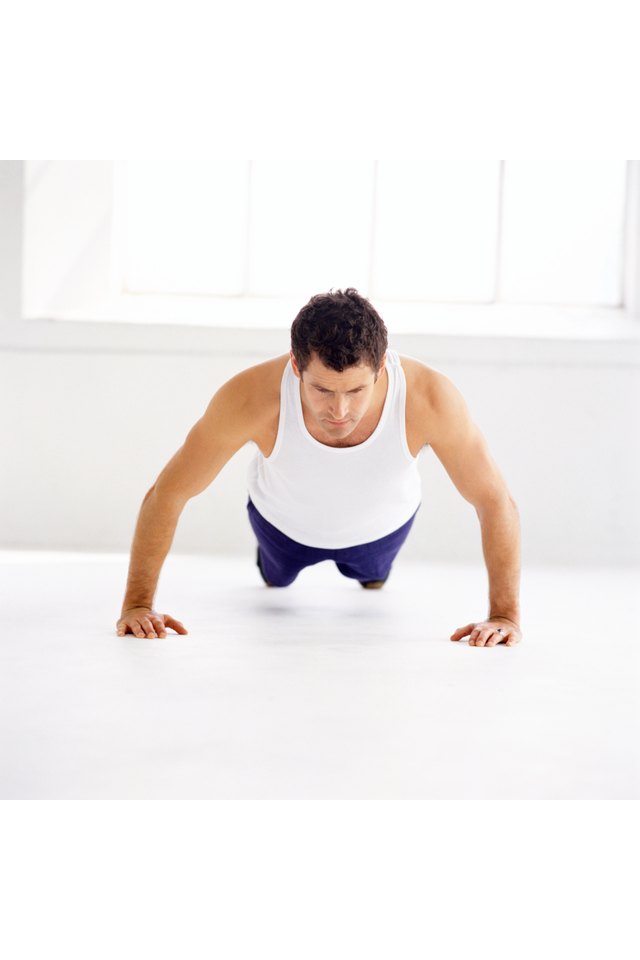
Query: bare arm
119 487 185 612
424 371 521 646
117 370 258 637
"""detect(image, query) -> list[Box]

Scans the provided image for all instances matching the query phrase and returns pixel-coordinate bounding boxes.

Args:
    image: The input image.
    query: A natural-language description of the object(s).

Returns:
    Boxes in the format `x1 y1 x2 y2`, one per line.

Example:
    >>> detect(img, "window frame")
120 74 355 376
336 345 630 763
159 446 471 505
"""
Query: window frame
2 160 640 367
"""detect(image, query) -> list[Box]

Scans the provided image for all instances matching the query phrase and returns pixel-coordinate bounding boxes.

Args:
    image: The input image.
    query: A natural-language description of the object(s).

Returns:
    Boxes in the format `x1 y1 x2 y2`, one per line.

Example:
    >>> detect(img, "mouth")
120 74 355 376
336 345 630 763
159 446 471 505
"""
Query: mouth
326 419 349 426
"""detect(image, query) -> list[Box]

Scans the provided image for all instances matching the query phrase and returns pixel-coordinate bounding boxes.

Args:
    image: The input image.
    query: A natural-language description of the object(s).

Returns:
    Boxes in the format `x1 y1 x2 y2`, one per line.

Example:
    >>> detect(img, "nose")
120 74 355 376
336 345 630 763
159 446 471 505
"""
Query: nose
329 397 348 420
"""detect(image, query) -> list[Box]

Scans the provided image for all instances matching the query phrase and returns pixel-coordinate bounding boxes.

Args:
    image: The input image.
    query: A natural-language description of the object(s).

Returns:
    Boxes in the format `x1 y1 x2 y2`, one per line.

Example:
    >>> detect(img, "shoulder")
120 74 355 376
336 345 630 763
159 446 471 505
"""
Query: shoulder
397 354 469 444
204 354 288 437
398 354 459 405
215 353 288 405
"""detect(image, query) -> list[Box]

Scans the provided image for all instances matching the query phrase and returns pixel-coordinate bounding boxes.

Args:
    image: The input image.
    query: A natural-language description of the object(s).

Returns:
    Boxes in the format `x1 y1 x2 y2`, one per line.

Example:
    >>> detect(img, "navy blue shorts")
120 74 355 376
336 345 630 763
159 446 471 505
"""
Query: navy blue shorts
247 496 420 587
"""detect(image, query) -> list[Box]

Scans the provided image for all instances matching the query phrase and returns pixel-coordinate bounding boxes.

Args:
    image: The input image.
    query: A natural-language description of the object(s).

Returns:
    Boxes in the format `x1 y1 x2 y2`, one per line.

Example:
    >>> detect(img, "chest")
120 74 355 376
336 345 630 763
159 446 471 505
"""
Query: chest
255 373 428 458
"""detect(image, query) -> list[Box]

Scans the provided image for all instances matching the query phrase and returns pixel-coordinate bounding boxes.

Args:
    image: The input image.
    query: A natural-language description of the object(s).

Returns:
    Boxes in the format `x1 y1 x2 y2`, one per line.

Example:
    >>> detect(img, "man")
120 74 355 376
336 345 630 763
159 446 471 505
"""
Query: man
116 288 521 648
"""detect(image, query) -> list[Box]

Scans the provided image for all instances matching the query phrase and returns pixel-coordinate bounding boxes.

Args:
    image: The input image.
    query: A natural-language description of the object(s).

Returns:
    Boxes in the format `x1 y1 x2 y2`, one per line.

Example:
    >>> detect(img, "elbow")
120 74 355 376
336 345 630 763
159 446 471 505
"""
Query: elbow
151 478 191 512
475 492 519 518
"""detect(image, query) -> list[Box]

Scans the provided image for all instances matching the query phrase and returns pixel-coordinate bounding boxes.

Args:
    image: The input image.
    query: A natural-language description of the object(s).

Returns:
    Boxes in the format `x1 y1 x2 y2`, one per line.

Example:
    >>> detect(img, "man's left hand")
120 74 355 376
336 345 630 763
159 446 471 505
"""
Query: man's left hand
450 618 521 647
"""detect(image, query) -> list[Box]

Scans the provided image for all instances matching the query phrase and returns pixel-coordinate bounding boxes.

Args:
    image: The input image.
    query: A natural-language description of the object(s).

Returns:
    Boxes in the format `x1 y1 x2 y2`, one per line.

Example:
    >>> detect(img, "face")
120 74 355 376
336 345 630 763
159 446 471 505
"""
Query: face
290 350 386 440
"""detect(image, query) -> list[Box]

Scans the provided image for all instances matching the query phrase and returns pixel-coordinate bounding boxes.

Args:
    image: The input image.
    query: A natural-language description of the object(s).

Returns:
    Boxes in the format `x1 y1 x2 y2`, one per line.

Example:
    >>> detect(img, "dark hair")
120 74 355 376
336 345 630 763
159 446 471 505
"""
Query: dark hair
290 288 388 377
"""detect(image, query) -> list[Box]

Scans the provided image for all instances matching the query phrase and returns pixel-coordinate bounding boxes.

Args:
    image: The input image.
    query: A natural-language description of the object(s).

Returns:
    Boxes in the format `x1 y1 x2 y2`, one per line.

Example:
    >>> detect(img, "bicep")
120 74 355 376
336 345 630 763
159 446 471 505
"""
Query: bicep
427 375 512 510
153 375 255 505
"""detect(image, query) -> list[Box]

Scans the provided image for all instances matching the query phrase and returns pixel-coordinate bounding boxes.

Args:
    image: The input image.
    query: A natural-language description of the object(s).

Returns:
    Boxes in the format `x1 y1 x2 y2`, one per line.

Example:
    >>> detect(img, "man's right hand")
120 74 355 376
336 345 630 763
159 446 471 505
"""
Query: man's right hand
116 608 188 639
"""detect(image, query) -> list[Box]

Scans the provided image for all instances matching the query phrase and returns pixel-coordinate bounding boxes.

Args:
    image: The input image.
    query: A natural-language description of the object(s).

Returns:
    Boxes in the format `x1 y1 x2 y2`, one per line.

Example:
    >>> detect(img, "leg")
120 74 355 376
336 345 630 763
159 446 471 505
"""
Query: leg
335 557 392 586
256 546 274 586
255 545 302 588
334 506 420 587
247 498 325 588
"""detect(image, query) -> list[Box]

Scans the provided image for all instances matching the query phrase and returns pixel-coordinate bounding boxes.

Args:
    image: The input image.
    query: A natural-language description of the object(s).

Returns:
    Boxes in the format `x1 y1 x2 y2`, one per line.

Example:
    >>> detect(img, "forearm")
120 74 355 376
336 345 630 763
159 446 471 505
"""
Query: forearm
476 497 521 625
121 487 184 612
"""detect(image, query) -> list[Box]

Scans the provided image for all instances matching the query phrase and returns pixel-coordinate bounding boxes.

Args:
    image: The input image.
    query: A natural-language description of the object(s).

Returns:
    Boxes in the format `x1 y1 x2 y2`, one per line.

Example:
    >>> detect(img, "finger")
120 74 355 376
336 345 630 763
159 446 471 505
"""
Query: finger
139 616 159 639
468 625 482 645
471 627 493 647
163 615 188 635
122 619 147 638
450 623 475 641
491 628 520 646
486 629 507 646
150 617 167 638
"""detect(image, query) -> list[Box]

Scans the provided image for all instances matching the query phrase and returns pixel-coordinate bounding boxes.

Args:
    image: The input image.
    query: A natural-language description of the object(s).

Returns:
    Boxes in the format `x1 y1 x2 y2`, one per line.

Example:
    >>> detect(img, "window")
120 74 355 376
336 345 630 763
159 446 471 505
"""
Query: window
21 159 632 332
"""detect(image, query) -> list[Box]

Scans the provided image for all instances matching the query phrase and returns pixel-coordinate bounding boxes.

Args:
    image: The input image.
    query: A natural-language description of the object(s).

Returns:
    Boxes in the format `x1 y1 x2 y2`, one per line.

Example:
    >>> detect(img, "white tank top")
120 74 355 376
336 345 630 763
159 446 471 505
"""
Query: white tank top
246 348 423 548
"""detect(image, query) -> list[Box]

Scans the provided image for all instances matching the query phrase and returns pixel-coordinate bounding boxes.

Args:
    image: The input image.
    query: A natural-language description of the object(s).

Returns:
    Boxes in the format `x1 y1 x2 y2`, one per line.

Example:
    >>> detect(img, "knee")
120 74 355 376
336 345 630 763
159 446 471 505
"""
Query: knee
262 571 298 588
269 573 299 587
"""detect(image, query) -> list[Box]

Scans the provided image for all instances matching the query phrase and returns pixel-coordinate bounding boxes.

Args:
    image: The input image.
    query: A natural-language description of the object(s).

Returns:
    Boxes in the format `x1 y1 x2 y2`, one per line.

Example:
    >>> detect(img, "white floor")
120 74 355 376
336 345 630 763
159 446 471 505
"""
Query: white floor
1 550 638 805
2 551 639 958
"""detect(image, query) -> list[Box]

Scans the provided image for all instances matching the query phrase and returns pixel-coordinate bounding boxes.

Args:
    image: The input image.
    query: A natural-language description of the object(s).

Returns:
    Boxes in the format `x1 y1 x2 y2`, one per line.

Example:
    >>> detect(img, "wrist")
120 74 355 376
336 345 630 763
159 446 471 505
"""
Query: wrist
122 601 153 613
489 612 520 627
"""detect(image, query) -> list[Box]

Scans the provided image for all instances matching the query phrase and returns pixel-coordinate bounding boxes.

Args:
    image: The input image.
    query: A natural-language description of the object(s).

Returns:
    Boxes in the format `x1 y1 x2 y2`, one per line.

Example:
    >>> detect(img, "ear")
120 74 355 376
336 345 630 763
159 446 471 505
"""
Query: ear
377 352 387 378
290 350 302 380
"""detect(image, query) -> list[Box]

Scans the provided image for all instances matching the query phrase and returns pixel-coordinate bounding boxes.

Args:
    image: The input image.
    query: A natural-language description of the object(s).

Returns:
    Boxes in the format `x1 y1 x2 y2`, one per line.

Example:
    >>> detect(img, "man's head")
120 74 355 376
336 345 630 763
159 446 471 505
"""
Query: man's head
290 288 388 377
290 288 388 439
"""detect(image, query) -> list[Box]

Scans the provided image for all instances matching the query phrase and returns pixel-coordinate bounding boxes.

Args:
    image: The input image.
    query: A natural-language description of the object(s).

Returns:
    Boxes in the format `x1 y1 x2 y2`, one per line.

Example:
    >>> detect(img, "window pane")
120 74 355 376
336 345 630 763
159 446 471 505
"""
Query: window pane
373 159 501 302
118 160 250 295
248 160 374 297
499 160 626 306
23 160 113 317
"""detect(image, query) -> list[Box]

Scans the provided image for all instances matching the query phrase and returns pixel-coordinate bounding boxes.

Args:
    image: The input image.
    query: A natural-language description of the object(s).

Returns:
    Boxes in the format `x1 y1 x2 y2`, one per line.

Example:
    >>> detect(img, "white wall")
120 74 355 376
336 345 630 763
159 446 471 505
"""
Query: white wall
2 160 640 565
2 342 639 565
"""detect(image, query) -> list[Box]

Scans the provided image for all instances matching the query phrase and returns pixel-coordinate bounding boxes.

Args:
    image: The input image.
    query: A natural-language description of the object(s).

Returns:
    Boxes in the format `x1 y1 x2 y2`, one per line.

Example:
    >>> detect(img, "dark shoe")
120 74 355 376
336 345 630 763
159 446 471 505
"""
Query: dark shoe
359 579 387 589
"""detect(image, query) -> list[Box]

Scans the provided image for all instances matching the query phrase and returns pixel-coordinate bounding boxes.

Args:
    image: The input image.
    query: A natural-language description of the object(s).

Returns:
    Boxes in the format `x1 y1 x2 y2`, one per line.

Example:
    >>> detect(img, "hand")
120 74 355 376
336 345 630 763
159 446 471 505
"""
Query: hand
116 607 188 639
450 618 521 647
